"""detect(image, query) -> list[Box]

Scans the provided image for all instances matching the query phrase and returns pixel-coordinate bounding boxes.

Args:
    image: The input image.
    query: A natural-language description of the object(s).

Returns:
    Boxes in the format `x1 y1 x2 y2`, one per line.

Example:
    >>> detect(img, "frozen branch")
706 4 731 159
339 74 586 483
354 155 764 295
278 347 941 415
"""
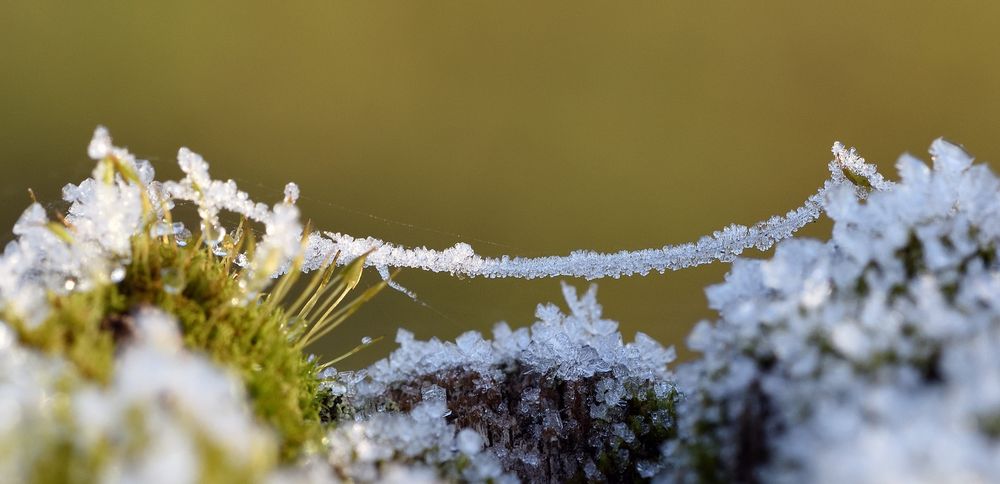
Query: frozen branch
302 142 892 280
2 126 893 323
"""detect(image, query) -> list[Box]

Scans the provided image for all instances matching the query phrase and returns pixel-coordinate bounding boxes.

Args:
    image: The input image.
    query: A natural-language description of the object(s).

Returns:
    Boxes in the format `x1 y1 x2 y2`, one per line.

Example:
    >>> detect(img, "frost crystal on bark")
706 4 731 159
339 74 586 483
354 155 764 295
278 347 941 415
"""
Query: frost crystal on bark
324 283 679 483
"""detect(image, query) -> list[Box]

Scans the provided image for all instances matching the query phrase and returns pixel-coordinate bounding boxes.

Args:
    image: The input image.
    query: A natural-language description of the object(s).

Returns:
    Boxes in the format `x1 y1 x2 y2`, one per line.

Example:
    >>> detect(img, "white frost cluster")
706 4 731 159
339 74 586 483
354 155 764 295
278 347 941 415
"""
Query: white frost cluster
326 387 515 483
1 128 151 325
163 146 306 297
328 283 678 481
0 127 310 327
666 139 1000 483
0 310 277 483
343 282 675 401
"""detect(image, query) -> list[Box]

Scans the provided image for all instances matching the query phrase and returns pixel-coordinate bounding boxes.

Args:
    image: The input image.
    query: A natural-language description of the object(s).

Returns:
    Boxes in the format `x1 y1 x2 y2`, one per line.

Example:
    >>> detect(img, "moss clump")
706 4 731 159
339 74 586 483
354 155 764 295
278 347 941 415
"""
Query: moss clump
9 230 378 461
14 287 123 382
21 393 274 484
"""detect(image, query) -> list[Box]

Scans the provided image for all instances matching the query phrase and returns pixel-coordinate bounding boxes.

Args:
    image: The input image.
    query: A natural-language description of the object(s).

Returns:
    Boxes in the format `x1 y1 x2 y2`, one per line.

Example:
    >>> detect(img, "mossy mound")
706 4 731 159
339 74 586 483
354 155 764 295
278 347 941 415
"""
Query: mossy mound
11 234 330 460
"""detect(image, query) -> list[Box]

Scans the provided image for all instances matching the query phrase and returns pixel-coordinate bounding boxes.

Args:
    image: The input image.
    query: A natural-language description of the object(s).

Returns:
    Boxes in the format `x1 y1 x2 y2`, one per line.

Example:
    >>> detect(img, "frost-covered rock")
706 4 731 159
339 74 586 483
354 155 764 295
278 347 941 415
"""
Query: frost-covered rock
327 283 679 482
666 140 1000 483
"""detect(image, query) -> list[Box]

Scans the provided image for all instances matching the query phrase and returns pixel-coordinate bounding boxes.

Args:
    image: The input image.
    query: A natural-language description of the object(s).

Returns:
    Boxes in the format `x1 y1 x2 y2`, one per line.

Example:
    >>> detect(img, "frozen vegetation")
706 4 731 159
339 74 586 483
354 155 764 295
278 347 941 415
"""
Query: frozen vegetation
309 141 892 283
0 127 999 482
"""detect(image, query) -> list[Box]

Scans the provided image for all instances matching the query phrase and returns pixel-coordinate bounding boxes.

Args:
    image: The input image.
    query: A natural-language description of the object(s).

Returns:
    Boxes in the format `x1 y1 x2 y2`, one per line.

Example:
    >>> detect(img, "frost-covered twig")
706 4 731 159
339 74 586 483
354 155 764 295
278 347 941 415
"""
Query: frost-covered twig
92 128 894 285
0 127 892 321
303 142 892 281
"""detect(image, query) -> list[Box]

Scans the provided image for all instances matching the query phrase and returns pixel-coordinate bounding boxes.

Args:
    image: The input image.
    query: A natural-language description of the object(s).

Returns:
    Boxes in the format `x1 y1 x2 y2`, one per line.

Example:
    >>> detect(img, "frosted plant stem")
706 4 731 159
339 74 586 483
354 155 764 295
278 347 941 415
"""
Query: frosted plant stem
125 126 894 284
0 127 893 325
77 128 900 286
303 142 893 281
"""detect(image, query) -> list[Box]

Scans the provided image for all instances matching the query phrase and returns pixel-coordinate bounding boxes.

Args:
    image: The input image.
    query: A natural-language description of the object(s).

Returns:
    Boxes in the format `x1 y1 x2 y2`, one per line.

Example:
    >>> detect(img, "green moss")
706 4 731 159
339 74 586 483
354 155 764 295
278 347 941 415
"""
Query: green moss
8 231 378 461
22 397 274 484
125 235 326 460
11 287 121 382
979 412 1000 440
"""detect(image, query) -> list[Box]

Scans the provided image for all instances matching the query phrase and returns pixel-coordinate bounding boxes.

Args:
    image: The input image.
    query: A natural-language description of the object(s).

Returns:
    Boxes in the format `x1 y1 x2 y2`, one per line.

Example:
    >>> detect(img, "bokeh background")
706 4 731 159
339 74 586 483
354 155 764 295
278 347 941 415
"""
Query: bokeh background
2 2 999 368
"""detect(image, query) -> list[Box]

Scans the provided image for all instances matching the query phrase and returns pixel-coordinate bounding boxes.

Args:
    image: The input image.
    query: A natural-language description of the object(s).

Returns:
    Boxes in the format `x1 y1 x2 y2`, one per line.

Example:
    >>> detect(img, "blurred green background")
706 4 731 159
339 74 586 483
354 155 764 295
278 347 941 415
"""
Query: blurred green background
2 2 999 368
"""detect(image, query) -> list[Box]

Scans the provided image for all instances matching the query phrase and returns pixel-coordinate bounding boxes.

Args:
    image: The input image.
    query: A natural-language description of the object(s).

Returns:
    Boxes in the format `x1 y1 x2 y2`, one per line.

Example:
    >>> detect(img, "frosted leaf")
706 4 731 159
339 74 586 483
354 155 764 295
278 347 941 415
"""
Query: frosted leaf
831 141 895 191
